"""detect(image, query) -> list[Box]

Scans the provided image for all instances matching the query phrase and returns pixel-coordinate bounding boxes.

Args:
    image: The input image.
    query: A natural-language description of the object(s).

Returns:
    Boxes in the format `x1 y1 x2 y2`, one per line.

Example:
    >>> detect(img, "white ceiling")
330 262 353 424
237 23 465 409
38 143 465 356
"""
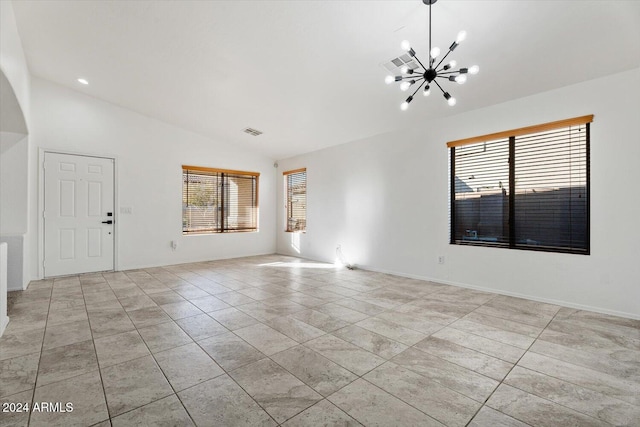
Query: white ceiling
11 0 640 160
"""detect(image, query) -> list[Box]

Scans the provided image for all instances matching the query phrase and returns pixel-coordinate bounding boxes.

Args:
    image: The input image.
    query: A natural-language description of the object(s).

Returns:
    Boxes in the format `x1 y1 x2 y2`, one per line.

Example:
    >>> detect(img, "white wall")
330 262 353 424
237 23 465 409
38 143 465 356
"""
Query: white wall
0 131 30 291
277 68 640 319
0 0 30 127
29 78 277 277
1 1 31 293
0 235 28 291
1 132 28 234
0 243 8 337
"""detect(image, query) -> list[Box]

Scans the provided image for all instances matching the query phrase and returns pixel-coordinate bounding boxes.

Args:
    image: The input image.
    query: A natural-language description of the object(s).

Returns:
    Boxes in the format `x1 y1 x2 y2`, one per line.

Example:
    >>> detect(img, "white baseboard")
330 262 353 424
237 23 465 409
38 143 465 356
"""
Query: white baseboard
355 263 640 321
277 252 640 321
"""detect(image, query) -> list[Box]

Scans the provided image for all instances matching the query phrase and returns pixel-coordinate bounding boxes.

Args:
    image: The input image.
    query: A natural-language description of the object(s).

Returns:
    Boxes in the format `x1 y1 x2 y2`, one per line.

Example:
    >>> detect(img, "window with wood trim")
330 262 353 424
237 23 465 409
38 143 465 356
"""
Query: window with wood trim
284 168 307 232
449 115 591 254
182 166 259 234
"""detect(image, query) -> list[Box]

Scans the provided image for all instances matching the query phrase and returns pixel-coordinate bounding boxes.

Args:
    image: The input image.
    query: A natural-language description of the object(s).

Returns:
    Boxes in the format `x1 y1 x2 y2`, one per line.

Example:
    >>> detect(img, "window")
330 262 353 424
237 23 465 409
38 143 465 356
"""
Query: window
284 168 307 232
182 165 259 234
449 115 592 254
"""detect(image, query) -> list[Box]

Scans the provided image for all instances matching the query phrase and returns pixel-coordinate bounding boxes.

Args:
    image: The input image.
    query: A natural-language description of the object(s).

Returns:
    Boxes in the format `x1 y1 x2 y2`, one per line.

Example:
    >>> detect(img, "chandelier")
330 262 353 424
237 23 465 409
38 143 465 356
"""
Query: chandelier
384 0 479 110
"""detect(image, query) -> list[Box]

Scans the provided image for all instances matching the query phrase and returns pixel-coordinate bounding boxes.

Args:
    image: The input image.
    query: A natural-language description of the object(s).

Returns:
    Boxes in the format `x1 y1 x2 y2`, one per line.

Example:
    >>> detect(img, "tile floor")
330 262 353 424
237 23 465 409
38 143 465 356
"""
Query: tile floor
1 254 639 426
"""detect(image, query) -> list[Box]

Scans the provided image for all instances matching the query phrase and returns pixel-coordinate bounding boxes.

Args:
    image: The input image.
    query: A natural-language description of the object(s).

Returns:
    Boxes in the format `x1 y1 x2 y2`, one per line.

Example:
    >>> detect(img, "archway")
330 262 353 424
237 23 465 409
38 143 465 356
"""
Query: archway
0 68 29 336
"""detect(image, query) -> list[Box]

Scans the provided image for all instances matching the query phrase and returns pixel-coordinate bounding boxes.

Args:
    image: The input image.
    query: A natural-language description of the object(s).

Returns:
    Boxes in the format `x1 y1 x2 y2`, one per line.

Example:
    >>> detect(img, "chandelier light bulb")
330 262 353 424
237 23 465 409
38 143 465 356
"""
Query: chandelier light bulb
443 92 457 106
385 75 394 84
401 40 411 52
400 81 411 91
456 31 467 43
469 65 480 75
430 47 441 58
400 96 414 111
423 86 431 96
400 65 409 74
455 74 467 84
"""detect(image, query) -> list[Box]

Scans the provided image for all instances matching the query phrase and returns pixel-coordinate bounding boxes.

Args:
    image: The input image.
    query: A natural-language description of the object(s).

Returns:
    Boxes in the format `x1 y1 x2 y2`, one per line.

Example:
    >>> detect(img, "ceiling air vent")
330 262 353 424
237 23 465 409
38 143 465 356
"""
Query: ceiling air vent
242 127 263 136
381 55 419 73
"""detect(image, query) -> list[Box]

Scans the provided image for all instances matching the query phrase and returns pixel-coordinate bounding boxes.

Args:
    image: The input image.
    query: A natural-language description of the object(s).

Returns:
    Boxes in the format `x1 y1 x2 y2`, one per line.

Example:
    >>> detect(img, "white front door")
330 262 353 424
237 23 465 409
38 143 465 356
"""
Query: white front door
44 152 115 276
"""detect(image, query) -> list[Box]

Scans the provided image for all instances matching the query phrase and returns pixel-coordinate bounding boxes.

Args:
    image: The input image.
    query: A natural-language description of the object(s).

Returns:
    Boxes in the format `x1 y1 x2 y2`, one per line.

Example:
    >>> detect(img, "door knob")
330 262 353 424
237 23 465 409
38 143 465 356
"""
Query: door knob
102 220 113 224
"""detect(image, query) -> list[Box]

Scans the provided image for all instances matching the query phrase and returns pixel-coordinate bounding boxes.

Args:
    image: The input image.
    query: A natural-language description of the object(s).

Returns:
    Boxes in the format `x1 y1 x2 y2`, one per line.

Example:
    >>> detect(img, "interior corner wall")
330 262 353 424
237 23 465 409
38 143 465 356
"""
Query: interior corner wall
276 67 640 319
0 0 30 125
29 77 277 278
0 131 30 291
1 0 31 291
0 132 28 234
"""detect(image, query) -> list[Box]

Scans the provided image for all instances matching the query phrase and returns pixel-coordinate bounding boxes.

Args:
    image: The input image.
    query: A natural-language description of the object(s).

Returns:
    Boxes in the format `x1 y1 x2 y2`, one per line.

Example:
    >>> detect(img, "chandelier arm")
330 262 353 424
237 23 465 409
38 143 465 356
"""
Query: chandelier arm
412 54 429 72
434 48 453 70
432 79 447 95
409 78 427 98
437 70 462 75
404 66 426 75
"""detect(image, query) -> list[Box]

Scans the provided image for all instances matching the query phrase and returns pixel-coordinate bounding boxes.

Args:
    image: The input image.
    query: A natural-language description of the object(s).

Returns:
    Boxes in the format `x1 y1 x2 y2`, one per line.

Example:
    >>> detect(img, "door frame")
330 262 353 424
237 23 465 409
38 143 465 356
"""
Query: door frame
38 148 119 278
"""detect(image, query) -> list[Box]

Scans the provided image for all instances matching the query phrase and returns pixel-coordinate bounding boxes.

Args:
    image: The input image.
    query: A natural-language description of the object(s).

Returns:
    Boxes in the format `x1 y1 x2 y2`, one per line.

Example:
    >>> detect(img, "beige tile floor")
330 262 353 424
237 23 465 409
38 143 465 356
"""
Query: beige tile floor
1 254 639 426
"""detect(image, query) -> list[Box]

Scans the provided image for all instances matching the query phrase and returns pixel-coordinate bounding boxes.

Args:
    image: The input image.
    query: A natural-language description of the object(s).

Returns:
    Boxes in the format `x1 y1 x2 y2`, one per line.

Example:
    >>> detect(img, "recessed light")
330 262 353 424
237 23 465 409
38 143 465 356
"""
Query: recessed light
77 78 89 85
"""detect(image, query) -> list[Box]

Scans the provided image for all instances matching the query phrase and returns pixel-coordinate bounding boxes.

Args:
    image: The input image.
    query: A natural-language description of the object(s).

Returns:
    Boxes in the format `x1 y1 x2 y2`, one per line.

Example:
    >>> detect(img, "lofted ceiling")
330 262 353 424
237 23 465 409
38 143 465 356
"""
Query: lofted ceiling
11 0 640 160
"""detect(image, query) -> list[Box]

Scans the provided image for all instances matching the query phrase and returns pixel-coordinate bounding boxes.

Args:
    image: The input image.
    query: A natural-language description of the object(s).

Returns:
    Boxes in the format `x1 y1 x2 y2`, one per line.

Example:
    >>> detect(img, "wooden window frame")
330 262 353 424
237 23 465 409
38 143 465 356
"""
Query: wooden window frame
447 115 593 148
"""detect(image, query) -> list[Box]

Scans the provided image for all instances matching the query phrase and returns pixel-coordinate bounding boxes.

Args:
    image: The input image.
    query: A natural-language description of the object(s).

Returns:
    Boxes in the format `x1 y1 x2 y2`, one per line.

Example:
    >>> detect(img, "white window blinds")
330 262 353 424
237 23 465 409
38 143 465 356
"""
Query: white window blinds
284 168 307 232
182 166 259 234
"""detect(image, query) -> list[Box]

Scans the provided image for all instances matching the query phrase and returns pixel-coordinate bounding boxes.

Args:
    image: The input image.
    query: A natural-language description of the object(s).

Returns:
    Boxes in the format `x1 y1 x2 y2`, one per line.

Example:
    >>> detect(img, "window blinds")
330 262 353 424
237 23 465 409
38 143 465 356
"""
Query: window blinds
452 138 510 245
284 168 307 232
449 116 591 254
182 166 259 233
514 126 588 252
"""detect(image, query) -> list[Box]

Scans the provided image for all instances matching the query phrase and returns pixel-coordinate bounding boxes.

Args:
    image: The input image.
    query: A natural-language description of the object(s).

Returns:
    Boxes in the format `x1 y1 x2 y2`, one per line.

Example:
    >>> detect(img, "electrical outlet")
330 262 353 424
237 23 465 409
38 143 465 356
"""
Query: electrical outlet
438 256 445 264
120 206 132 214
171 240 178 251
